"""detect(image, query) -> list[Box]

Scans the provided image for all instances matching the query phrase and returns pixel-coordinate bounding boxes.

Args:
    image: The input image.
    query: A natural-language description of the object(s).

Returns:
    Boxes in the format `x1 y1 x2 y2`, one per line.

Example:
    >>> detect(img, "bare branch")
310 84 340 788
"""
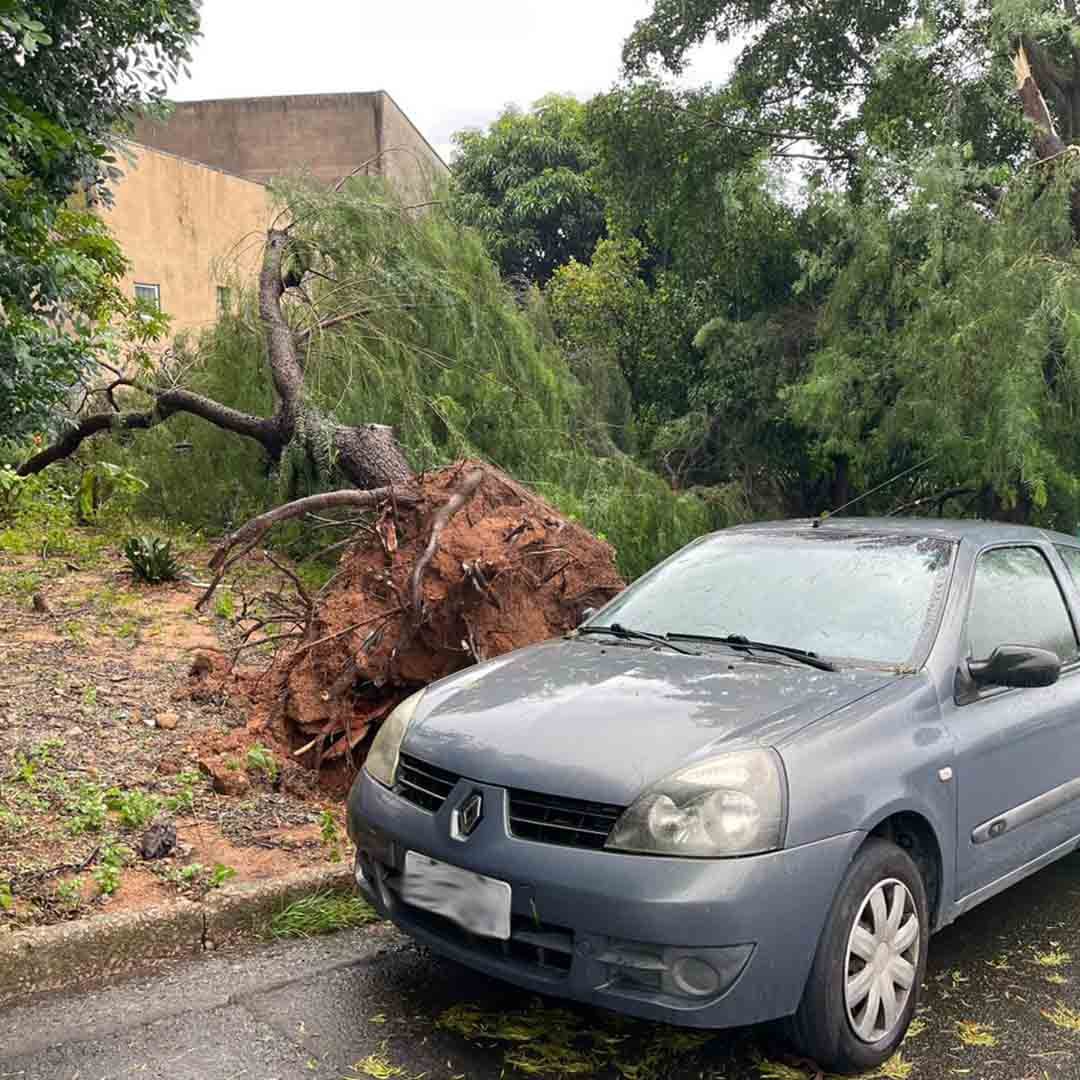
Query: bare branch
208 487 419 574
17 387 279 477
408 468 484 619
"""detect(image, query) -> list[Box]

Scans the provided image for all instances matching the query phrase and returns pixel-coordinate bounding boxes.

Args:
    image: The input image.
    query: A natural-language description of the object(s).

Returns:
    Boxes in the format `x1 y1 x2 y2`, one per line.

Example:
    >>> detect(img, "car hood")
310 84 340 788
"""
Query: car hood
403 638 898 806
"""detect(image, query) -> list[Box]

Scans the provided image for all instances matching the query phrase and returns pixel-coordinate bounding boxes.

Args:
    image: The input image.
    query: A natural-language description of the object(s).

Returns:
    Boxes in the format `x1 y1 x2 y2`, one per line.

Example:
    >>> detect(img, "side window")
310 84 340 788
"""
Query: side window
968 547 1078 662
1056 545 1080 588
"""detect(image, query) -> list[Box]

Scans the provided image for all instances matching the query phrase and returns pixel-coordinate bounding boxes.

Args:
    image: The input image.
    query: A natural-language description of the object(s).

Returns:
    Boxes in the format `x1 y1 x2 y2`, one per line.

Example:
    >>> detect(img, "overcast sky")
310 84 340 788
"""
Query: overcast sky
171 1 735 162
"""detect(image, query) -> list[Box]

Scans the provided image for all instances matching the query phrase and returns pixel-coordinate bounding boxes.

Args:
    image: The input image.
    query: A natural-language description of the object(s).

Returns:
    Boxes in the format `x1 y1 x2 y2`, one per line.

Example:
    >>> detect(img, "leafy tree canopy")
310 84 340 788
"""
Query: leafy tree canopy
0 0 199 434
449 95 606 286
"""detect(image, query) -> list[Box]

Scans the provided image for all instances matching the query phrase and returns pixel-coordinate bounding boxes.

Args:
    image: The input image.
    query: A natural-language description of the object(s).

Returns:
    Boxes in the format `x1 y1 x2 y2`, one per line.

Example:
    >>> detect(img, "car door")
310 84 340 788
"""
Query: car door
947 543 1080 903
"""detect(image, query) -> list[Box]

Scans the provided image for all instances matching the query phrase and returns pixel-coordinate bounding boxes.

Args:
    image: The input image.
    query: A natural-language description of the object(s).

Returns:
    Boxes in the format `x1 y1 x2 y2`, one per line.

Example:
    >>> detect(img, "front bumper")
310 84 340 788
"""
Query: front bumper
348 769 862 1029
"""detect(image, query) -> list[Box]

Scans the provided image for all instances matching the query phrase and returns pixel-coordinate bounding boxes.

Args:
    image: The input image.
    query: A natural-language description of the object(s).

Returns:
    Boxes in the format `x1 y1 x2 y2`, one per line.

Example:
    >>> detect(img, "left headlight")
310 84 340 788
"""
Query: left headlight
605 749 787 857
363 688 425 788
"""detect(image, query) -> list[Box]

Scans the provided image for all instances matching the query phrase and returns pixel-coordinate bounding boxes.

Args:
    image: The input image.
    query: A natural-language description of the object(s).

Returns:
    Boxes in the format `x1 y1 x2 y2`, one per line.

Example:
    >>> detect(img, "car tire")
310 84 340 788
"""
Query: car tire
786 837 929 1074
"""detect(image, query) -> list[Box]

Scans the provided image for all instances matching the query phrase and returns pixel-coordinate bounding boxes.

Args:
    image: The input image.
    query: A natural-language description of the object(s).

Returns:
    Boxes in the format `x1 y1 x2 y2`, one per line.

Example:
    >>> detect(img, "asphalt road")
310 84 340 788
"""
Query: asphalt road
5 853 1080 1080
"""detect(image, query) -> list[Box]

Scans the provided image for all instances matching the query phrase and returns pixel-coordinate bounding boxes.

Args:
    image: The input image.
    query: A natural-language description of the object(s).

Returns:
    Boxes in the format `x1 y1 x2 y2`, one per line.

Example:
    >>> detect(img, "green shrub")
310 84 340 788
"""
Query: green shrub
122 536 181 583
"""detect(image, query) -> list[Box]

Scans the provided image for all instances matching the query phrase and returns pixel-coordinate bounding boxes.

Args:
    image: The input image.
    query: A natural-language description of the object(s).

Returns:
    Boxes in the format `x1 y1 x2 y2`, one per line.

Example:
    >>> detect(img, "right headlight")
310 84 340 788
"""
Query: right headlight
364 688 425 788
605 748 787 857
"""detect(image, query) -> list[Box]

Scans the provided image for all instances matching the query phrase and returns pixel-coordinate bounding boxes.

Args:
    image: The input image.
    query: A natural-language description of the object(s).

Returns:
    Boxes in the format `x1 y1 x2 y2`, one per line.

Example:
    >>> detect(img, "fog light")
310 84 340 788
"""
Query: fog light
671 955 721 997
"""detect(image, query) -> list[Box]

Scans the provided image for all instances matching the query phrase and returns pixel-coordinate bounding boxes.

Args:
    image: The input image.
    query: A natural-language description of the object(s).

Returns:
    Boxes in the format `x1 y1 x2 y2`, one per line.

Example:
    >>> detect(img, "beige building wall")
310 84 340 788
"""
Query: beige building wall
103 143 275 336
133 91 446 194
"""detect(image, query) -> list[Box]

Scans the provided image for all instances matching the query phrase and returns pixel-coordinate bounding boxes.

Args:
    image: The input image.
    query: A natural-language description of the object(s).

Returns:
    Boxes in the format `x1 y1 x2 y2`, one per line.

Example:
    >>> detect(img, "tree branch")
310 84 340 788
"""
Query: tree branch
408 468 484 619
16 387 278 476
1014 45 1068 160
259 229 306 428
208 487 419 573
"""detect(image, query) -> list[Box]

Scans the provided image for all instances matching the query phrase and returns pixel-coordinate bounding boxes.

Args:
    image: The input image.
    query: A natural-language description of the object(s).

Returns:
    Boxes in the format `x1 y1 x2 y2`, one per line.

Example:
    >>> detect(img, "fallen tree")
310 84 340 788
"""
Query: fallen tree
20 184 626 775
194 460 624 772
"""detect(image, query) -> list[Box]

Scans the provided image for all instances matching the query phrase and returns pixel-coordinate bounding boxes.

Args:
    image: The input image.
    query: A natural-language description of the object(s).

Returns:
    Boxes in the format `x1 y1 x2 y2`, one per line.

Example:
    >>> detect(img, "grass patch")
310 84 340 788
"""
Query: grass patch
269 890 379 938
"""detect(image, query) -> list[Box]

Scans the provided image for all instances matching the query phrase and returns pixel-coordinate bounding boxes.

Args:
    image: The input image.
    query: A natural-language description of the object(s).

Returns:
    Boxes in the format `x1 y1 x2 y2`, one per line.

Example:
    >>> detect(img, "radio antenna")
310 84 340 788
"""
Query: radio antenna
812 453 940 528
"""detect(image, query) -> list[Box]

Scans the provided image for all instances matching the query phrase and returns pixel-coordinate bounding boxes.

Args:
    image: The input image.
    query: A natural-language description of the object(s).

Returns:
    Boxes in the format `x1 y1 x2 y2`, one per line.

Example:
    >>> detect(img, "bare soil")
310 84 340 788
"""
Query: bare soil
0 540 346 930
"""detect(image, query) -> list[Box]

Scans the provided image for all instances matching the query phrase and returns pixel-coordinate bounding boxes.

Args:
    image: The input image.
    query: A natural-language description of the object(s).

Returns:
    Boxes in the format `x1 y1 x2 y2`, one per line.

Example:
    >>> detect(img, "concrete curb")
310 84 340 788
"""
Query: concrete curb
0 864 354 1008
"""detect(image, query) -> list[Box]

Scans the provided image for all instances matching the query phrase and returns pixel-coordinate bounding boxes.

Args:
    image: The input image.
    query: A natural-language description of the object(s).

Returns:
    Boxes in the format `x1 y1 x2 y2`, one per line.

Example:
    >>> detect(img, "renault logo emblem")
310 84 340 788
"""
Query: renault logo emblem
451 792 483 841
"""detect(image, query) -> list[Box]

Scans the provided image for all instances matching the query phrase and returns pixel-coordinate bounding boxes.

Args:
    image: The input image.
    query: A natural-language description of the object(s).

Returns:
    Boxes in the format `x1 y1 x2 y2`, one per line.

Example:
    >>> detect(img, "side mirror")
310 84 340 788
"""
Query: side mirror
968 644 1061 689
579 606 597 627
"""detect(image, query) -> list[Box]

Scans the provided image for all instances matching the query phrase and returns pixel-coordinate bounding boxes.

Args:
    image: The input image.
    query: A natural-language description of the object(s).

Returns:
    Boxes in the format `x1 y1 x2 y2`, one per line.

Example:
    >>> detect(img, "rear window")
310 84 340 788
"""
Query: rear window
595 531 956 667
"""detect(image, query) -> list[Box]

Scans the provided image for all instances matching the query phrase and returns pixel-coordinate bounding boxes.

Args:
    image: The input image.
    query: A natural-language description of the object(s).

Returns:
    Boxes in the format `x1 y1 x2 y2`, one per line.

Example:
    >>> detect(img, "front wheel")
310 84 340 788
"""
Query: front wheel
787 838 929 1074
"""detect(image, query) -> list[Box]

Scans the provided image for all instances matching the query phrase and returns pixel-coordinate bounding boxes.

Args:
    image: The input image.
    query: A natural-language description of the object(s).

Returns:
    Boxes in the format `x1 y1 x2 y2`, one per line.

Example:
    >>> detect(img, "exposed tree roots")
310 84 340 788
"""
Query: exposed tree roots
195 460 625 778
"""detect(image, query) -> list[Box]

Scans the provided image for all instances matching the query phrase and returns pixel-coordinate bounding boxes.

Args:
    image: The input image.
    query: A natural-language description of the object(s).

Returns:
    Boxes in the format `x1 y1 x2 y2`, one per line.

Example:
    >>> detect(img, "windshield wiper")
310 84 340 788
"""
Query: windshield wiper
576 623 699 656
666 633 837 672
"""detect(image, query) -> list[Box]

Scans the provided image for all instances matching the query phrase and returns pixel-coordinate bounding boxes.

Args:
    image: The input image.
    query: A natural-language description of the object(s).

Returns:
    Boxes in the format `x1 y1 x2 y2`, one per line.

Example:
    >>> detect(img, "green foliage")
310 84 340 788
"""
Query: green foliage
1 0 198 434
0 881 12 911
209 863 237 889
92 840 131 895
54 876 83 911
105 786 160 829
0 465 29 523
450 95 606 284
66 782 108 835
77 462 146 524
269 891 379 938
245 745 279 783
621 0 1026 172
784 152 1080 524
122 535 180 583
319 809 342 862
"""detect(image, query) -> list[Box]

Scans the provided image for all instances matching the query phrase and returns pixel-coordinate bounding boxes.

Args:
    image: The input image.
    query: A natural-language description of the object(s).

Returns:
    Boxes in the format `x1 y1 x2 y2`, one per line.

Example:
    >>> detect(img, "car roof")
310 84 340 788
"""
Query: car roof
720 516 1080 547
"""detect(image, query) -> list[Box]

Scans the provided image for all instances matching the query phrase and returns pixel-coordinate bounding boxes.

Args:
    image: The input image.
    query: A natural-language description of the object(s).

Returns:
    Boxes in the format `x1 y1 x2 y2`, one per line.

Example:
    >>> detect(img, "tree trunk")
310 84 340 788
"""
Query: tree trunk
333 423 414 488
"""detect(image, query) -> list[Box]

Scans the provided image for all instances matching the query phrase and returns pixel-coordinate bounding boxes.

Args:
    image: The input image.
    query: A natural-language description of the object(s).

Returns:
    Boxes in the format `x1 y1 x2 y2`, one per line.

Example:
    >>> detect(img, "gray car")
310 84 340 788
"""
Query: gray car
347 518 1080 1072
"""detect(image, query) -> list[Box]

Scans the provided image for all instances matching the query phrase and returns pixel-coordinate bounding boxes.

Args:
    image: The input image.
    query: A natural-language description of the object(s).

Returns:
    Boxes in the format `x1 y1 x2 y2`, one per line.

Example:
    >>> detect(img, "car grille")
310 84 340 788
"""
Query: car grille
508 788 624 851
399 901 573 977
395 754 460 812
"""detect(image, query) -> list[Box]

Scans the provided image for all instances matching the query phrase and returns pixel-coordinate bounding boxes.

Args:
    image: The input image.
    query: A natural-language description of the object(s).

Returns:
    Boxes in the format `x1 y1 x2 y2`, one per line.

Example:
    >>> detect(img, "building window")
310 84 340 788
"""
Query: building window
216 285 232 314
134 282 161 310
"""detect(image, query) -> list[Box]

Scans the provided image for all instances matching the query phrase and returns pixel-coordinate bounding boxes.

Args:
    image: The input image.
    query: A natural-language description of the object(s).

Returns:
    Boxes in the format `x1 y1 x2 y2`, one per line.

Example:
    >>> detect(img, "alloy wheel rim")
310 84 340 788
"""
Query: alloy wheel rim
844 877 920 1044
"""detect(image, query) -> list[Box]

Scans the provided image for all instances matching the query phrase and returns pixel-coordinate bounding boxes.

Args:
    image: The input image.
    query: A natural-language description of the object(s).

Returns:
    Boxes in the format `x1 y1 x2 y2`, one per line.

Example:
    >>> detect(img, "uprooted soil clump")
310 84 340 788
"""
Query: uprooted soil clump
216 461 625 777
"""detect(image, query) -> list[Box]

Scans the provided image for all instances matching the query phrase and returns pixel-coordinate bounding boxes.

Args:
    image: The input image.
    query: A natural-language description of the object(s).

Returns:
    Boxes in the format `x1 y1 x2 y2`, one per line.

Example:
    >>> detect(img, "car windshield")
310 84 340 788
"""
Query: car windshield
592 530 956 667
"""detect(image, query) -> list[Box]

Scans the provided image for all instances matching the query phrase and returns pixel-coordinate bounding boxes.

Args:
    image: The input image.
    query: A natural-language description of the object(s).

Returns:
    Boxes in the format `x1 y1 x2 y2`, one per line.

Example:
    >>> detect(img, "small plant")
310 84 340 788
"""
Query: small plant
0 880 13 912
164 772 201 815
81 684 98 708
209 863 237 889
319 808 342 862
54 877 84 911
246 744 279 783
105 786 160 829
123 535 181 584
214 590 236 620
67 782 108 835
178 862 204 882
269 891 378 938
92 841 132 896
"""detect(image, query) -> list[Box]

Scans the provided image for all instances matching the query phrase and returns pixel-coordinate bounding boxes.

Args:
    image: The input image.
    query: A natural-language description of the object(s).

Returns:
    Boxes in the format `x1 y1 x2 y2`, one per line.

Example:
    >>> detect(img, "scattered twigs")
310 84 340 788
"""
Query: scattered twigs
263 551 315 639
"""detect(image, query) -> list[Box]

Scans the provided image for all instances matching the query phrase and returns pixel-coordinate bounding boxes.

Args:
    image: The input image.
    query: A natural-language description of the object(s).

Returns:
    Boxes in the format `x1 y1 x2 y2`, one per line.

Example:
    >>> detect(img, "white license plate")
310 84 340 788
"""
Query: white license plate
400 851 512 940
